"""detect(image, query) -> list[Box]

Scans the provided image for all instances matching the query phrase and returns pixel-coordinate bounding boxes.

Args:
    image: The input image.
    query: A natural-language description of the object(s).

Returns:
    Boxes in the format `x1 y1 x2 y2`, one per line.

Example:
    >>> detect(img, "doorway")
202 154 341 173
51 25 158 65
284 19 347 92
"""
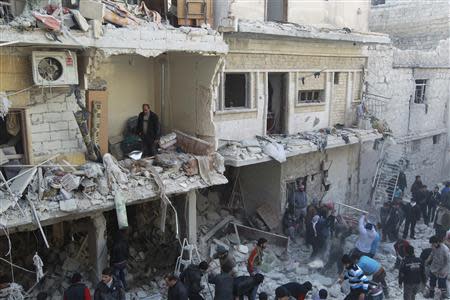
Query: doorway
267 73 287 134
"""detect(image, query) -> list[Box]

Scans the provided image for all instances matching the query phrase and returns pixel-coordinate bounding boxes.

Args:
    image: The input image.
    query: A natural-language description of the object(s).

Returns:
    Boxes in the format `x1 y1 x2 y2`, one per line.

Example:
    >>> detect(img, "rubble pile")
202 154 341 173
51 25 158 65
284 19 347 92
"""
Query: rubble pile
218 128 380 164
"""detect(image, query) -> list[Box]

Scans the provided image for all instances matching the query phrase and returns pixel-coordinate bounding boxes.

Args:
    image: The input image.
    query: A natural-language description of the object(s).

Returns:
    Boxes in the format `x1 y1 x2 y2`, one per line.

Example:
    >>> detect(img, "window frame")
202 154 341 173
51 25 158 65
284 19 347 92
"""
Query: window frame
297 89 325 105
218 72 252 111
433 134 441 145
414 79 427 104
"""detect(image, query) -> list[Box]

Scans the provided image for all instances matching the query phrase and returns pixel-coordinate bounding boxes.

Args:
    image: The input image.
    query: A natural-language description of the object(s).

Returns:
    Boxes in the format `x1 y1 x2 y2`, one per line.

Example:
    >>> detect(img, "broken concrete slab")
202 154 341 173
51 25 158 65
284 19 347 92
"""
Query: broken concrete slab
9 167 37 196
175 130 214 156
256 205 280 231
71 9 89 32
79 0 105 21
59 198 78 212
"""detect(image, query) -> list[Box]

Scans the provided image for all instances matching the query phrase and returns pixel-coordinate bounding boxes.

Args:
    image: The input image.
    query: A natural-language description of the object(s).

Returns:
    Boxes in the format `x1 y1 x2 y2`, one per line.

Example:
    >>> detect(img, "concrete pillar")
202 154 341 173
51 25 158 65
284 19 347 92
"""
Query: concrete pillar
186 190 197 245
52 222 64 247
87 213 107 284
344 72 354 127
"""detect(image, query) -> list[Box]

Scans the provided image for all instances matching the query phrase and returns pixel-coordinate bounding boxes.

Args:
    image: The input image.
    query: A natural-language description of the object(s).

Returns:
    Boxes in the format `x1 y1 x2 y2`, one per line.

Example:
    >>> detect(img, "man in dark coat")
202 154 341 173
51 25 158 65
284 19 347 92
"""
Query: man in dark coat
402 201 421 239
233 273 264 300
398 245 426 300
94 268 125 300
410 176 423 201
180 261 208 300
110 229 129 289
208 263 234 300
64 273 91 300
136 104 160 157
165 274 188 300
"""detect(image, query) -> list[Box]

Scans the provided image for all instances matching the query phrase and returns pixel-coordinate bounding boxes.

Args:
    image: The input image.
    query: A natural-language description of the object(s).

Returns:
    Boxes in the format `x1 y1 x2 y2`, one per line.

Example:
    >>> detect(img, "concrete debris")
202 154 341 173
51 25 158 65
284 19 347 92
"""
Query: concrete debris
219 128 380 165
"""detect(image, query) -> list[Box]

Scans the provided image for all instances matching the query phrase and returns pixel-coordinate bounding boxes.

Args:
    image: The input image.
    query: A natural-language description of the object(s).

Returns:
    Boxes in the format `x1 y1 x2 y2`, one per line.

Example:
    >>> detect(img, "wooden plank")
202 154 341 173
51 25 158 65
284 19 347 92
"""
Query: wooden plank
230 222 288 249
256 205 280 231
200 215 234 243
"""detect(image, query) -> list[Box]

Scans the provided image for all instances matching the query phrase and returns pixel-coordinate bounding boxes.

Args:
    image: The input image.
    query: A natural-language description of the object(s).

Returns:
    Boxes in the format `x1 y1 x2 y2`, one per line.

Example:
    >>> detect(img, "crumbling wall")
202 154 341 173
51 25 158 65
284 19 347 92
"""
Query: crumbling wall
228 0 265 22
166 53 219 143
288 0 369 32
95 55 157 138
369 0 450 50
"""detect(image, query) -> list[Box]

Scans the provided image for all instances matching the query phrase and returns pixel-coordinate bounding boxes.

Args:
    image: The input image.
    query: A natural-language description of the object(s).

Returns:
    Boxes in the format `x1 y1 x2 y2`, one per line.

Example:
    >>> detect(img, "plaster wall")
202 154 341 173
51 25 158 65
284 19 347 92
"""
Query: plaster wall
288 0 369 32
95 55 157 138
369 0 450 50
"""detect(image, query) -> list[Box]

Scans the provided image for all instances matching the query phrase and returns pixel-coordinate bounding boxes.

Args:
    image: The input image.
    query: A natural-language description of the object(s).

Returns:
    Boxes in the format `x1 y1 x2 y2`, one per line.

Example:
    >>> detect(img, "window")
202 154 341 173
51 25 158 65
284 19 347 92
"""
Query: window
411 140 421 152
224 73 249 109
298 90 324 104
414 79 427 104
371 0 385 5
334 72 340 85
433 134 441 145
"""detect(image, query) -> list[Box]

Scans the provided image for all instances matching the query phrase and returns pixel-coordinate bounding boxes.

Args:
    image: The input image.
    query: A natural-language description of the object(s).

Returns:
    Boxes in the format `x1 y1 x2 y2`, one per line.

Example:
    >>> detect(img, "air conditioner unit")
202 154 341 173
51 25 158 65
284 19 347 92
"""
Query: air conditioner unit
32 51 79 86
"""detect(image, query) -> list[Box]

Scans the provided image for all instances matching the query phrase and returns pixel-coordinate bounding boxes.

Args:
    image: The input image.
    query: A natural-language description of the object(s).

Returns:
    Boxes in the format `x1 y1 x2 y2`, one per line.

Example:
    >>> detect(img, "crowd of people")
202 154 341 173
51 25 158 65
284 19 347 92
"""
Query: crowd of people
5 175 448 299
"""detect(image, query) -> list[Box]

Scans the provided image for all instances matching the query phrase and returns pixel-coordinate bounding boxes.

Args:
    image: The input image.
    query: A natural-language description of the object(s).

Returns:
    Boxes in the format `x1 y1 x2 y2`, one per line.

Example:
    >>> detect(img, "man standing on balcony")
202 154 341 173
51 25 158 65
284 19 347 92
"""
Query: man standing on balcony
137 104 160 157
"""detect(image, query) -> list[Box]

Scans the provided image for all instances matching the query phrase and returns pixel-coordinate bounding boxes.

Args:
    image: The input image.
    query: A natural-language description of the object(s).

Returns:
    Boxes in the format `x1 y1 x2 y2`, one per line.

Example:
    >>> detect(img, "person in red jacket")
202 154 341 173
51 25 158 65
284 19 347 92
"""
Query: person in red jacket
247 238 267 275
64 273 92 300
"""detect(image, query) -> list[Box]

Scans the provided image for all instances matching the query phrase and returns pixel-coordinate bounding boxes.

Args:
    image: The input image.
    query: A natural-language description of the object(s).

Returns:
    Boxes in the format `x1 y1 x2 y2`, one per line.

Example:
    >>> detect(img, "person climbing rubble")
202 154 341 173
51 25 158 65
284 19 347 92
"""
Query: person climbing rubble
398 245 426 300
94 268 125 300
275 281 312 300
353 214 377 258
247 238 267 275
350 253 389 298
212 245 237 276
64 272 92 300
208 263 234 300
339 254 369 300
110 229 129 290
402 200 421 240
180 261 208 300
136 103 160 157
165 273 189 300
425 235 450 299
233 273 264 300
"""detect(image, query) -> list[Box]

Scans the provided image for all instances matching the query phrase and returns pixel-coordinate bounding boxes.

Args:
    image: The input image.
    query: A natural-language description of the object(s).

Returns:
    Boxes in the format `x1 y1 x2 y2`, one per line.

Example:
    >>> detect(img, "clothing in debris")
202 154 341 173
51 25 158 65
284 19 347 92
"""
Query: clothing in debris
355 215 377 255
180 264 204 299
93 278 125 300
64 282 92 300
208 272 234 300
276 282 312 300
136 110 160 156
168 280 189 300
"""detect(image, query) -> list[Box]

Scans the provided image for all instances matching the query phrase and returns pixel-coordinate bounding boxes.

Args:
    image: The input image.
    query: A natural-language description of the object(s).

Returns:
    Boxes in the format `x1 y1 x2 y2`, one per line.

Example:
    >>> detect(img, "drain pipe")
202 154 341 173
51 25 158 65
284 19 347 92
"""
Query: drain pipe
159 55 167 134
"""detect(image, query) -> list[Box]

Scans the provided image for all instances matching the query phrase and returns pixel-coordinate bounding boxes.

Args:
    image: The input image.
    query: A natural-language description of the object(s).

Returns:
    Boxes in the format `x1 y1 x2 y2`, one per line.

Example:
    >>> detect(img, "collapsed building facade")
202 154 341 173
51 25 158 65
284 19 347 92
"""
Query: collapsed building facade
0 0 449 298
367 0 450 201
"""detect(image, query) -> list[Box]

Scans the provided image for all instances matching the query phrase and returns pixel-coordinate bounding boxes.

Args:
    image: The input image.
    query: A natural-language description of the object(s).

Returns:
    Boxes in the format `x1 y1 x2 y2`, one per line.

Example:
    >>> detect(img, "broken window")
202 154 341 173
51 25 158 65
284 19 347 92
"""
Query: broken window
298 90 324 104
266 0 287 22
433 134 441 145
224 73 249 109
334 72 340 85
411 139 421 153
414 79 427 104
371 0 385 5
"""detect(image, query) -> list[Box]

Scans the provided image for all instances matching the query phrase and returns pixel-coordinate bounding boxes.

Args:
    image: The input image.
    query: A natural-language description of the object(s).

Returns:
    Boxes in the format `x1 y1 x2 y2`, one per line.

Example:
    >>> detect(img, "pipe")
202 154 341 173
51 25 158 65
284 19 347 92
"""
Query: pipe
160 59 166 134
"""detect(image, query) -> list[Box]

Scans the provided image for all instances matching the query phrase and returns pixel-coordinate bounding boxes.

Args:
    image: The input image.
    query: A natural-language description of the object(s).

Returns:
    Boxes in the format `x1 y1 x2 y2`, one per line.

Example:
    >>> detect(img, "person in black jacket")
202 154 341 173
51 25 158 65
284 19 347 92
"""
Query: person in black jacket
429 186 441 224
402 201 421 239
110 229 129 289
64 273 91 300
410 176 423 200
94 268 125 300
208 263 234 300
233 273 264 300
165 274 188 300
180 261 208 300
136 104 160 157
398 245 426 300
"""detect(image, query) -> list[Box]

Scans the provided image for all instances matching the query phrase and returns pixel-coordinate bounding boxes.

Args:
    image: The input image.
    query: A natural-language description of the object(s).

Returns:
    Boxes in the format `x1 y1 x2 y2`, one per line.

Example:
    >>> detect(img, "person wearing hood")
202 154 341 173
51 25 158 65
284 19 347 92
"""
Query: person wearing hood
353 214 377 257
275 282 312 300
212 245 236 276
402 201 421 239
